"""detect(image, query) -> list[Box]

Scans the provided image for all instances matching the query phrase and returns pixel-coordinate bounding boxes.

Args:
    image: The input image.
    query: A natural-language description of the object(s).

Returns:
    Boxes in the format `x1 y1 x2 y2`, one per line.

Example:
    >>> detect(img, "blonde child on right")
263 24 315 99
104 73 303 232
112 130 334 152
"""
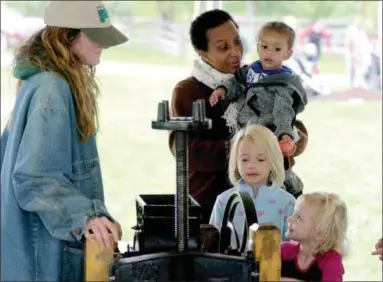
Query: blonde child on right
281 192 349 282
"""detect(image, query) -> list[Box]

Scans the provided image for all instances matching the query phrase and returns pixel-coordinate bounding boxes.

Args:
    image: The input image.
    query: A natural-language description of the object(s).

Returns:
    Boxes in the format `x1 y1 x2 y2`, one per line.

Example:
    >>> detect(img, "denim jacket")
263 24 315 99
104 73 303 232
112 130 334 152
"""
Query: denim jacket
1 63 113 281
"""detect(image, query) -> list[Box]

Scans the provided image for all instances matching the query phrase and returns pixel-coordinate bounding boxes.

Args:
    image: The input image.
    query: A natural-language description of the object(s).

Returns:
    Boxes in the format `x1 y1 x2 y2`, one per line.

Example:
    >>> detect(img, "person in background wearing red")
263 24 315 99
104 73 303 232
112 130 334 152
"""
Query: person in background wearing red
299 19 331 75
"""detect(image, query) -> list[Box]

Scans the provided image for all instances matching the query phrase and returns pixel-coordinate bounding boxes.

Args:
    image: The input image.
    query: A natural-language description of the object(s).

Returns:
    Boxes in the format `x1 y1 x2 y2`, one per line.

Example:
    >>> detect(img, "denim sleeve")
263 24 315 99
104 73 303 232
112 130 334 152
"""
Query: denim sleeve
1 127 10 167
12 104 110 242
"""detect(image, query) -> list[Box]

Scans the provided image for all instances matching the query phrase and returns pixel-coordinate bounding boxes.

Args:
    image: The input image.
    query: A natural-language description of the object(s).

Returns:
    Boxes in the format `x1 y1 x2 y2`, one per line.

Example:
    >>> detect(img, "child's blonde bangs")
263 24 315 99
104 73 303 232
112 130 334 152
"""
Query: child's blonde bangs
228 124 285 187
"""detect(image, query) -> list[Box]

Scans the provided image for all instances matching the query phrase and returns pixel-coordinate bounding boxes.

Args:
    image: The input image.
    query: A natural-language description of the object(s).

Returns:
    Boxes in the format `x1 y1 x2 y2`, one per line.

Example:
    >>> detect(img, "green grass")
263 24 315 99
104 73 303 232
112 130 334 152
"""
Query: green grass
4 40 346 74
318 53 347 73
101 43 193 66
127 1 194 23
101 44 347 74
1 67 381 281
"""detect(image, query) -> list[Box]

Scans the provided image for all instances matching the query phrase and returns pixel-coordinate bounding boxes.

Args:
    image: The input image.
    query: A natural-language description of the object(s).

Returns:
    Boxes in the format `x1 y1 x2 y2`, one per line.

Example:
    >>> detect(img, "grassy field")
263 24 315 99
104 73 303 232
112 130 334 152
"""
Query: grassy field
1 66 381 280
4 40 347 74
101 43 347 74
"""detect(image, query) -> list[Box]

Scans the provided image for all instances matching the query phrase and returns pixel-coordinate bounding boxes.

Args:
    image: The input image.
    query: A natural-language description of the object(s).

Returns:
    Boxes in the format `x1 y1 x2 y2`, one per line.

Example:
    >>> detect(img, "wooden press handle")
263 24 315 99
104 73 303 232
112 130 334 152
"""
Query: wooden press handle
253 224 281 282
85 234 115 282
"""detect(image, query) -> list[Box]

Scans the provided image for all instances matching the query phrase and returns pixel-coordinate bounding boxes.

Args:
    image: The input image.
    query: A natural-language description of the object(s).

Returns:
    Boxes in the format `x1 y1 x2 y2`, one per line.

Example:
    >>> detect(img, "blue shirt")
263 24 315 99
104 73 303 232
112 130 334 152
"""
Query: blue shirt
246 60 293 87
209 179 295 250
1 61 112 281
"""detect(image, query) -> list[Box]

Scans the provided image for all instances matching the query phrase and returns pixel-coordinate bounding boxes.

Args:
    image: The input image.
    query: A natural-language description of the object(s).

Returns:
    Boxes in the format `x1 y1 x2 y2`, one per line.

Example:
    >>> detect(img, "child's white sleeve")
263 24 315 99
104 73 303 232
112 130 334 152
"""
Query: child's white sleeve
209 196 224 231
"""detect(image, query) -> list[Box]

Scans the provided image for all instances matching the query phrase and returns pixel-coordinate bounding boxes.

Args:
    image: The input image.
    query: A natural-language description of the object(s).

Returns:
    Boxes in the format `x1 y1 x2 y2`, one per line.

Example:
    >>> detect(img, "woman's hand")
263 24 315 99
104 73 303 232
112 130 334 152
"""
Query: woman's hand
209 88 227 106
84 216 122 248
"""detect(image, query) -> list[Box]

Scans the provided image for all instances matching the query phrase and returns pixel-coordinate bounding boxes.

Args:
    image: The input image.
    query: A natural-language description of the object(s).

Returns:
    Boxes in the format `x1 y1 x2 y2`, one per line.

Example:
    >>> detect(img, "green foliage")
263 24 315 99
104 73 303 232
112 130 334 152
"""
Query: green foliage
103 1 135 17
99 43 347 74
5 1 194 23
223 1 379 20
5 0 379 21
5 1 49 17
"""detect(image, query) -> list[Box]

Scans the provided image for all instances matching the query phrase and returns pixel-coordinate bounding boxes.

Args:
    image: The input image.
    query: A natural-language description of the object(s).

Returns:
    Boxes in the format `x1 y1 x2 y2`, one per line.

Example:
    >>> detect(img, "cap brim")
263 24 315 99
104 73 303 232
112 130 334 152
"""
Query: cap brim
81 25 128 48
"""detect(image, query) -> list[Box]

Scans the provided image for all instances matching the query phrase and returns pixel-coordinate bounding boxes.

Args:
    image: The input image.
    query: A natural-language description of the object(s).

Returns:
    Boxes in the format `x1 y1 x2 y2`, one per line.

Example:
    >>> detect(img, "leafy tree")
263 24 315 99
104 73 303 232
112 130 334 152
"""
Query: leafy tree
223 0 378 19
4 0 379 23
5 1 49 17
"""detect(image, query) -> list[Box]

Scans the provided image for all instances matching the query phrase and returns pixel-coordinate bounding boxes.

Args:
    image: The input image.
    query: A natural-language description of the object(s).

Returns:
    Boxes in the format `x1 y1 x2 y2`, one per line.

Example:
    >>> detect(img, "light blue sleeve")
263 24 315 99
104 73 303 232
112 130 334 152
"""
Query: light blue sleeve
12 82 112 242
282 195 296 241
209 195 224 231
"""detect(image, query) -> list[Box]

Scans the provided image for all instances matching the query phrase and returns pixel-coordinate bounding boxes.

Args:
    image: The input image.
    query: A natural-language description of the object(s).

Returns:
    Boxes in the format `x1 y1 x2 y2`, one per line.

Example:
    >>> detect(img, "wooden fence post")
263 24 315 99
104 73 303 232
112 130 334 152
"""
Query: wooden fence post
252 224 281 282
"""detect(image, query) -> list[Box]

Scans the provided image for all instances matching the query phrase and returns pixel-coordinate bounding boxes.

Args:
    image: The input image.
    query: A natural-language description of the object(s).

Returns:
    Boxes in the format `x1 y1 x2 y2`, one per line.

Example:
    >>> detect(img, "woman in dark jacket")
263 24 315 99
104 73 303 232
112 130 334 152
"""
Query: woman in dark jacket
168 9 308 223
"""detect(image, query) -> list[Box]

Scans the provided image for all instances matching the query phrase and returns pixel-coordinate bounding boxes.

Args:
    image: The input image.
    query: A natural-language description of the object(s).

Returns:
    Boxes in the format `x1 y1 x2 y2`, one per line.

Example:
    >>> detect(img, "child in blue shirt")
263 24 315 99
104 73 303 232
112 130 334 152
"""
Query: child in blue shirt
209 124 295 250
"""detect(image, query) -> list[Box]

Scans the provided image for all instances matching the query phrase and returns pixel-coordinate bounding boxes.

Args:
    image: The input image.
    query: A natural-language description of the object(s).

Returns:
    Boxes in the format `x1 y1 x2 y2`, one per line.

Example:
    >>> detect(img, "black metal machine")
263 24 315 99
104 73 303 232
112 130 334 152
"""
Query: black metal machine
107 99 270 282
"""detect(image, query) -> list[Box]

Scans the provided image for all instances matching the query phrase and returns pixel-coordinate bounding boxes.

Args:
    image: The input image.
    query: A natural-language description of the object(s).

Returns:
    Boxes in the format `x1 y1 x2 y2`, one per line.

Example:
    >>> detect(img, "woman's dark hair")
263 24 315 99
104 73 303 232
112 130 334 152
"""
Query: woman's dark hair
190 9 238 51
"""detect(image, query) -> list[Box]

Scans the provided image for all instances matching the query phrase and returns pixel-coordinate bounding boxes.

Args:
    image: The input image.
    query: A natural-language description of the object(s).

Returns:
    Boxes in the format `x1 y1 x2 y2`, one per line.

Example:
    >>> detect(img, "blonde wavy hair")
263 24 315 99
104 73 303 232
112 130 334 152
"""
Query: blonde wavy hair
12 26 99 142
228 124 285 186
299 192 349 256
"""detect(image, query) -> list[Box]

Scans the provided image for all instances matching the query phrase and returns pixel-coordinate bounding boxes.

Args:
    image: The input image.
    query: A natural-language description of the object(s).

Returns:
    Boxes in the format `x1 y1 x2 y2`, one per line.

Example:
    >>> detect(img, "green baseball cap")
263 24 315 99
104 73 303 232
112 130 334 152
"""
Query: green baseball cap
44 1 128 48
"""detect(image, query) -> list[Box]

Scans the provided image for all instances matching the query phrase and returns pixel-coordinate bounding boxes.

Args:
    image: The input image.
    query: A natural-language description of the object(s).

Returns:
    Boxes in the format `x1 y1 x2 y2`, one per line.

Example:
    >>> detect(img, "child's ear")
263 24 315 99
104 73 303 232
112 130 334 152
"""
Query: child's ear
285 48 293 60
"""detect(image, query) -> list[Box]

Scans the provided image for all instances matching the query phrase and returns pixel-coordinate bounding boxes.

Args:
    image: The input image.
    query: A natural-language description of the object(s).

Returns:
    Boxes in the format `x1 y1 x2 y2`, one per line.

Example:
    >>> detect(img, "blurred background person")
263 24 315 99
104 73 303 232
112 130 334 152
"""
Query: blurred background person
299 19 332 75
344 17 371 89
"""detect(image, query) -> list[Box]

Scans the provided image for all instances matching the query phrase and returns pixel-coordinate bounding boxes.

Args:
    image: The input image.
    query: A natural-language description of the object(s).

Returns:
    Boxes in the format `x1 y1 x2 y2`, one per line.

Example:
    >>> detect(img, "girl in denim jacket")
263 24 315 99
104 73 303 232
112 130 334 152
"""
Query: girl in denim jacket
209 124 296 250
1 1 128 281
